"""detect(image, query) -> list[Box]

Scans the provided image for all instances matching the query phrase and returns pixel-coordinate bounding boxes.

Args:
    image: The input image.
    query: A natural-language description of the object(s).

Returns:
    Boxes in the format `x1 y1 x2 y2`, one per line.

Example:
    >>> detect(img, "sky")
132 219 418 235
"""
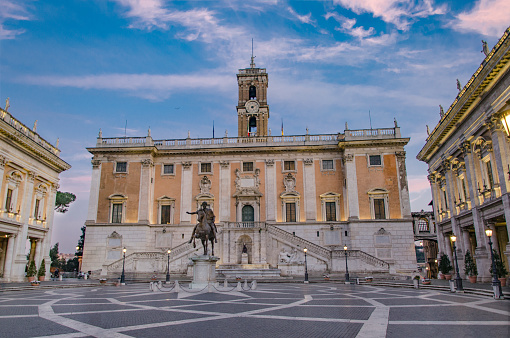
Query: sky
1 0 509 253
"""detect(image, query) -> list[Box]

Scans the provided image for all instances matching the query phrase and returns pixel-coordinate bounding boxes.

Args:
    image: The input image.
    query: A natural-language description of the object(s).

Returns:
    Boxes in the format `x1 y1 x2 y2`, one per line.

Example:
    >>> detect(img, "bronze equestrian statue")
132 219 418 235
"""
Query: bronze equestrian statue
187 202 217 256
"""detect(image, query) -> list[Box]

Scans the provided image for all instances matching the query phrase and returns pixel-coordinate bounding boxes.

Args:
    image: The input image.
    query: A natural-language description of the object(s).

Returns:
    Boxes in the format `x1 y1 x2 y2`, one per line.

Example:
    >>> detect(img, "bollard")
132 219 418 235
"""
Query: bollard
224 278 228 288
158 281 162 288
208 283 214 293
449 280 455 292
244 280 248 289
149 282 153 291
59 275 63 281
251 280 257 290
236 281 242 291
413 279 419 289
174 280 180 292
84 274 88 280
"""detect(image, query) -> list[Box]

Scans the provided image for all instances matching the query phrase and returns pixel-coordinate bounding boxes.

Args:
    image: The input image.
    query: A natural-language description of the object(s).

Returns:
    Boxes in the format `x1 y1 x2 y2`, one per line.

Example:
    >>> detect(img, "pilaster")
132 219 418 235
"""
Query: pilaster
265 159 276 221
138 159 154 224
303 158 316 221
395 152 411 217
86 159 102 222
180 162 193 223
344 154 359 219
219 161 230 222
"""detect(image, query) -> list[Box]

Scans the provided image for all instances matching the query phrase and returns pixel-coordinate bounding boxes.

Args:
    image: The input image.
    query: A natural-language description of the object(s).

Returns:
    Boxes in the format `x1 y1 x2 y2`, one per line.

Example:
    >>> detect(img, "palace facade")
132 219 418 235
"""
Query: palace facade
0 105 70 282
82 59 417 278
417 28 510 282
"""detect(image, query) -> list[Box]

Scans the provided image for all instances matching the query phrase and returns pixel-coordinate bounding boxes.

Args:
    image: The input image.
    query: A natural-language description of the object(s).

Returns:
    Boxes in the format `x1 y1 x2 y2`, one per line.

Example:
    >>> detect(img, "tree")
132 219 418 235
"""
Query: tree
76 226 86 257
55 191 76 213
27 260 37 277
464 250 477 276
438 253 453 275
38 259 46 277
490 250 508 278
50 243 60 268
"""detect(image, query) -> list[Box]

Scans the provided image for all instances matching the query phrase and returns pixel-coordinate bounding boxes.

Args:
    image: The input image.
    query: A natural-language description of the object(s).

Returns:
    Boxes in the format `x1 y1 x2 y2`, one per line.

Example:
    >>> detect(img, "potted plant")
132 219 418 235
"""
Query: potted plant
438 254 453 280
26 260 37 282
38 259 46 281
323 274 330 281
99 278 107 284
490 249 508 287
30 280 40 286
464 250 478 283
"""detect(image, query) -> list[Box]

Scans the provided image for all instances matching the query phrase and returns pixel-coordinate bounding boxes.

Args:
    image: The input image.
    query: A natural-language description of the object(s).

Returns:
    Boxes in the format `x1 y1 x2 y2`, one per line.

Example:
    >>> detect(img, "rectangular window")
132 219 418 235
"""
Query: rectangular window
112 203 123 223
461 178 468 201
322 160 334 170
369 155 382 166
116 162 127 173
374 199 386 219
486 161 494 189
317 231 320 237
201 162 212 173
163 164 174 175
161 205 171 224
286 202 296 222
284 161 295 171
34 199 40 218
5 188 12 211
325 201 336 221
243 162 254 172
443 190 448 209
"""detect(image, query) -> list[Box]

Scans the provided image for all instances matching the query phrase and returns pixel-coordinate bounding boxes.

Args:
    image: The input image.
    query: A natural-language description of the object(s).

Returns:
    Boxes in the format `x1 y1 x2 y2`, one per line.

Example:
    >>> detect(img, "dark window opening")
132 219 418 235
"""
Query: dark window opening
322 160 334 170
163 164 174 174
5 188 13 211
317 231 320 237
345 231 348 236
161 205 171 224
34 199 40 218
112 203 123 223
369 155 381 166
249 85 257 100
418 219 429 232
286 203 296 222
374 199 386 219
243 162 254 172
486 161 494 189
326 202 336 221
249 117 257 136
242 205 255 222
201 162 212 173
284 161 295 171
116 162 127 173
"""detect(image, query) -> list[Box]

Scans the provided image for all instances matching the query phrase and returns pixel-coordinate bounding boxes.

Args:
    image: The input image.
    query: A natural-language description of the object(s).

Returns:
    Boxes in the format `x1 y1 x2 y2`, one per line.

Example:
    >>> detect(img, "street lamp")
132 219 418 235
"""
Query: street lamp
450 235 463 291
120 247 127 285
344 245 350 284
303 248 309 283
166 249 171 283
485 229 503 298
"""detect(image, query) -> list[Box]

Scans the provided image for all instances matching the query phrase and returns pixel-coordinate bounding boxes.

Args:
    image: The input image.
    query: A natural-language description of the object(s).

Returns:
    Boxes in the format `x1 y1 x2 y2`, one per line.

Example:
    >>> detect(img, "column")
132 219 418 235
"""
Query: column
395 152 411 218
86 160 102 223
303 158 316 221
138 159 153 224
253 229 260 264
344 154 359 219
442 158 456 218
265 159 276 221
3 235 15 281
219 161 230 222
180 162 193 223
39 184 57 278
461 141 480 207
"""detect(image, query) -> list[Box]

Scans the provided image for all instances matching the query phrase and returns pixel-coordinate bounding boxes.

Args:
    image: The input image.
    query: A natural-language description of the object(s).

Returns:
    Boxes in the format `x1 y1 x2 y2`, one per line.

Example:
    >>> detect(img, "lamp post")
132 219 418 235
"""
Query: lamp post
344 245 350 284
120 247 126 285
303 248 309 283
450 235 463 291
434 258 438 279
485 229 503 299
166 249 171 283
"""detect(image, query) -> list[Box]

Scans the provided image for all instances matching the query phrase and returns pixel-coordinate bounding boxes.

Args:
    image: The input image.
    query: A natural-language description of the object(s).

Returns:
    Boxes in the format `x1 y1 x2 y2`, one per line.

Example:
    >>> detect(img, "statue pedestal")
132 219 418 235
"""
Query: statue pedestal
241 253 249 264
190 255 219 289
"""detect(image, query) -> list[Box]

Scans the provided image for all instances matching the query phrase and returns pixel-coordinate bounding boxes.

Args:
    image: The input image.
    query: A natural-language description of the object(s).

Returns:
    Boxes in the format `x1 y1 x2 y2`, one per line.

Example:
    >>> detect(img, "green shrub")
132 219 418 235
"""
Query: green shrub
27 260 37 277
464 250 477 276
38 259 46 277
438 253 453 275
489 250 508 277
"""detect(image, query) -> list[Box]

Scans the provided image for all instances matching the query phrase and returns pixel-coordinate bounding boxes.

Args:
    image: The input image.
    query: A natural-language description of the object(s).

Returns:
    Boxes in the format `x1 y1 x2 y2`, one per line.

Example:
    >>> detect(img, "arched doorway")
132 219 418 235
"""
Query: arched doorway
242 205 254 222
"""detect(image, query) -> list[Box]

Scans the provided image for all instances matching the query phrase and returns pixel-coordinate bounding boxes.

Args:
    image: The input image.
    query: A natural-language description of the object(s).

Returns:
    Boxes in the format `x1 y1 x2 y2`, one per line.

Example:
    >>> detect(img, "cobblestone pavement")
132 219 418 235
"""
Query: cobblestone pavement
0 282 508 338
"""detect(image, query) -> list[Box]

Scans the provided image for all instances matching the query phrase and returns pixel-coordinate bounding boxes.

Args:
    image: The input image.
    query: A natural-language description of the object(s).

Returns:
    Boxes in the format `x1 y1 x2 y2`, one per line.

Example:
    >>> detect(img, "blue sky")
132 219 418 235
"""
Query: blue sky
1 0 509 253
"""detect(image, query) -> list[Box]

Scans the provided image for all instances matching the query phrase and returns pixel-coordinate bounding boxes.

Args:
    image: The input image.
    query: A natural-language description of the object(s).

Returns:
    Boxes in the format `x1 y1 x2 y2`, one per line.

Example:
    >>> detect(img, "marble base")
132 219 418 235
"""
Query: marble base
190 255 220 289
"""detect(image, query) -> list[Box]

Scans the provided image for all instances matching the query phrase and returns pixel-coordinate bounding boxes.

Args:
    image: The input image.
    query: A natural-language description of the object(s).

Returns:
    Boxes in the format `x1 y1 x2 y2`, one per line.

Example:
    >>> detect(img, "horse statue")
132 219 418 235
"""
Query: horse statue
187 202 216 256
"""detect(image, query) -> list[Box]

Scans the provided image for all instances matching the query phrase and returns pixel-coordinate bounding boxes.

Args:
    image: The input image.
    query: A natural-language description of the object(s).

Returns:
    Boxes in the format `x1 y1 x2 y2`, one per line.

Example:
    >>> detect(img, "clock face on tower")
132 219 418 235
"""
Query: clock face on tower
245 100 260 114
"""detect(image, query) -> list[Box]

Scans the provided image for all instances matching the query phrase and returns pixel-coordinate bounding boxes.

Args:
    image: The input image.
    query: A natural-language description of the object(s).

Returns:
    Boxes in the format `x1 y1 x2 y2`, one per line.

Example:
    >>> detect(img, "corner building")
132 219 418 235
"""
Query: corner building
0 106 70 282
417 28 510 283
82 60 417 278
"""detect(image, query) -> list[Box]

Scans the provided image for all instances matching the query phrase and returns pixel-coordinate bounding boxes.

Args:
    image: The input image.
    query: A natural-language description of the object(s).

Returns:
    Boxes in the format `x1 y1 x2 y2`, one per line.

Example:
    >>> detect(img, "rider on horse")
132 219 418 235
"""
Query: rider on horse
187 202 218 244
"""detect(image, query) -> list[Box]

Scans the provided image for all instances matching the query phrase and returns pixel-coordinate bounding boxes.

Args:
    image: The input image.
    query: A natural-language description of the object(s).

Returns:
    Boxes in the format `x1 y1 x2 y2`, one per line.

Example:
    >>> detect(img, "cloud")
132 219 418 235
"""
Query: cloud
326 12 376 39
0 0 30 39
287 7 314 25
332 0 446 31
408 175 431 193
20 72 233 100
112 0 245 43
451 0 510 37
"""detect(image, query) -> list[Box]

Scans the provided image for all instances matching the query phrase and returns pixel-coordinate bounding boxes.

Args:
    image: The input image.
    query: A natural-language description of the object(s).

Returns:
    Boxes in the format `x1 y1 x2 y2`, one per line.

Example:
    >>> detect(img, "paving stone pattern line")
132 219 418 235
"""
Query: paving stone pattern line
0 283 507 338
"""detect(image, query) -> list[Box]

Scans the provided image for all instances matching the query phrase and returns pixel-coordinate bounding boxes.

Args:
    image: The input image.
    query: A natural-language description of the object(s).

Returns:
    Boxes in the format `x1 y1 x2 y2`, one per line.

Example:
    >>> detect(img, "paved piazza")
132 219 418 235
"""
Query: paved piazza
0 283 508 337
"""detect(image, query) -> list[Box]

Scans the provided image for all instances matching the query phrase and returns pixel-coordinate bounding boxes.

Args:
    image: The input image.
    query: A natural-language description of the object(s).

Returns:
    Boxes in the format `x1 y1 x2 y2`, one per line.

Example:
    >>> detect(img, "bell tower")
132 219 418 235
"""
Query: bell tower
237 53 269 137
